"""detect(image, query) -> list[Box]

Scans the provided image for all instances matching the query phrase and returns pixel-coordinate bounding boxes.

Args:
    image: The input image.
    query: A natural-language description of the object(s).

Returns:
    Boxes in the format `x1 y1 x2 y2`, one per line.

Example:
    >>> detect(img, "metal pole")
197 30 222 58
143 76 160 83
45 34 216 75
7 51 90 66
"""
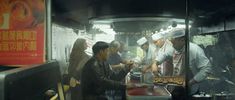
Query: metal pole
185 0 190 99
46 0 52 61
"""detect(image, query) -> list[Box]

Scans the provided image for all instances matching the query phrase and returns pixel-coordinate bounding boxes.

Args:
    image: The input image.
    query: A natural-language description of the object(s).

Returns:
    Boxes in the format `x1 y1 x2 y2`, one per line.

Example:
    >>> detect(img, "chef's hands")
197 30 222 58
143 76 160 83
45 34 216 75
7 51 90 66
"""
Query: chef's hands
142 61 160 75
151 63 158 75
142 61 156 73
142 65 152 73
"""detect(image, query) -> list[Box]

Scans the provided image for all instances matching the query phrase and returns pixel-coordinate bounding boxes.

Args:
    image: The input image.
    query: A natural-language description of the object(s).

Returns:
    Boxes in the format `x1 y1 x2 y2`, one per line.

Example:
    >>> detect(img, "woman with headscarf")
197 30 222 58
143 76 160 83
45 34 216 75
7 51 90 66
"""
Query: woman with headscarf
68 38 90 100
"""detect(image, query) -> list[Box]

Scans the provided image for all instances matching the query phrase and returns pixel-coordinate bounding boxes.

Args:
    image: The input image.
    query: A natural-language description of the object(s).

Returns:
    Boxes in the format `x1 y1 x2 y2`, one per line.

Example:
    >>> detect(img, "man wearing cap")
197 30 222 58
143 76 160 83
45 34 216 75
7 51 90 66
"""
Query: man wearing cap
151 33 175 76
136 37 158 72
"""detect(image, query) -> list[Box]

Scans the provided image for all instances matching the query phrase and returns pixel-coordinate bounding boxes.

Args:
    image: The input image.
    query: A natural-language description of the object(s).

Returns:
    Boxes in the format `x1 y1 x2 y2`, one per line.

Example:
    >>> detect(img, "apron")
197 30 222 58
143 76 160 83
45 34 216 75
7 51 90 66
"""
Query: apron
167 50 185 93
172 50 185 76
159 41 173 76
170 49 198 95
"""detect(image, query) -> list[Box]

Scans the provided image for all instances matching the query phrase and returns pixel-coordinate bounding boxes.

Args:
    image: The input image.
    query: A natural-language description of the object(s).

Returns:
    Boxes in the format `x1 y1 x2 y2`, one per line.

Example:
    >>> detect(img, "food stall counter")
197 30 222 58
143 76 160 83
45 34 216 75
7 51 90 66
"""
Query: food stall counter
126 73 172 100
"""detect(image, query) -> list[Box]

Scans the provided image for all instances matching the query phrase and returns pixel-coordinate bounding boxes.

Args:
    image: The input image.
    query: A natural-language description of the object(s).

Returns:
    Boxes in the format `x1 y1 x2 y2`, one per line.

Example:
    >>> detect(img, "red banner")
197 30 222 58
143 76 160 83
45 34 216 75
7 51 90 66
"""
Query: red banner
0 0 45 65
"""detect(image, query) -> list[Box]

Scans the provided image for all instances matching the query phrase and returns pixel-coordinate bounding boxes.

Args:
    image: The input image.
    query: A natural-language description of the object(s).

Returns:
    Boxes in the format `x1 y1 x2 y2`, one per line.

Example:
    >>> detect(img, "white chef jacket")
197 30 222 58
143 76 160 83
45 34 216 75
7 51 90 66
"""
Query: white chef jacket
156 42 212 82
188 42 212 82
155 40 175 75
142 43 158 65
157 42 212 94
156 40 174 63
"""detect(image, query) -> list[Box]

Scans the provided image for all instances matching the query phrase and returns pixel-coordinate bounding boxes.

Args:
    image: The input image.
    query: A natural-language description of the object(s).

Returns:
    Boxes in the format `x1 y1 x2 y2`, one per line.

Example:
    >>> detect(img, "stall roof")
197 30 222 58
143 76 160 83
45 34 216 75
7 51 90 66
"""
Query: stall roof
52 0 235 30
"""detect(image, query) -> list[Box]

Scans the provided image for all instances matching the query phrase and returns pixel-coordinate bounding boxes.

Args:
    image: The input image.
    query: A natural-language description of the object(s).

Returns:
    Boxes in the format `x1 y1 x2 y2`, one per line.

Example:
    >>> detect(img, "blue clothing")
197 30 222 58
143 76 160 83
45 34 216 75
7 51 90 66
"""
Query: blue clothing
107 53 122 65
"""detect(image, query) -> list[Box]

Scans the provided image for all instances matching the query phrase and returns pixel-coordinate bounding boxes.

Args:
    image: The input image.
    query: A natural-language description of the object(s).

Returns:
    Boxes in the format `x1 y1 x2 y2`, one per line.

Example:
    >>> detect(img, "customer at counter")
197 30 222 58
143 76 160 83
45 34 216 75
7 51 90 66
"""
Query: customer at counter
80 41 136 100
107 40 133 100
151 28 213 99
151 33 174 76
107 40 132 71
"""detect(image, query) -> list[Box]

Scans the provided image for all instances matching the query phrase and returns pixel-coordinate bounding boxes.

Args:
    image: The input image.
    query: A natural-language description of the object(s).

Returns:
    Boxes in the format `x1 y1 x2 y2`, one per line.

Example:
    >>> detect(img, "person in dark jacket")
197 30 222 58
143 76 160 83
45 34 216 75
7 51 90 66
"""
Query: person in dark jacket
81 41 135 100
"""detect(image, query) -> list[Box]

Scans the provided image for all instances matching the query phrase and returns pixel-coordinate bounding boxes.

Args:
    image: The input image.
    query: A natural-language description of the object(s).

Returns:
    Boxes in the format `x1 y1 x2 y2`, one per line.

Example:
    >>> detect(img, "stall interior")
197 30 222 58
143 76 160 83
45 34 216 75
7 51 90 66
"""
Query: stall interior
51 0 235 100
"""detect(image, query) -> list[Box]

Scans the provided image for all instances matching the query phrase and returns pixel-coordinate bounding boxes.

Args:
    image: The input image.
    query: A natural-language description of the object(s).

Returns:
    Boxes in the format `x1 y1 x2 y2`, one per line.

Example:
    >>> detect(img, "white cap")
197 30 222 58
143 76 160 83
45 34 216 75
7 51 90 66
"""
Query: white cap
137 37 148 46
170 28 185 38
151 33 164 41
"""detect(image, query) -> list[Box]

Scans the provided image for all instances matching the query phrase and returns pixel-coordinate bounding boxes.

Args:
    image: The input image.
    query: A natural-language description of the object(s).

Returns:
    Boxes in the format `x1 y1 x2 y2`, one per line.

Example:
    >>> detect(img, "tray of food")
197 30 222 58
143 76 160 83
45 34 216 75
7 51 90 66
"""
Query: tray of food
154 76 185 86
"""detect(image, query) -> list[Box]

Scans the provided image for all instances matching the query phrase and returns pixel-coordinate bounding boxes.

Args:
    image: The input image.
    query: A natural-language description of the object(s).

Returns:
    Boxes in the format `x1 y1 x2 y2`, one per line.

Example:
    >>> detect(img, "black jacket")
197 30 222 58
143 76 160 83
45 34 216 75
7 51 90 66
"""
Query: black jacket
81 57 130 99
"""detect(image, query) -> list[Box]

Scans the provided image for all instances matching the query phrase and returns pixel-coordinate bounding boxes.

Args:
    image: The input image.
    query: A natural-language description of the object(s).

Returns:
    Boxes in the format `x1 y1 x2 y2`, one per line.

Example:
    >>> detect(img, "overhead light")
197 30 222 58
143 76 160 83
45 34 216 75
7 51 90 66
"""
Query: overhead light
176 24 191 28
168 26 173 29
93 24 111 29
101 29 116 34
93 24 116 34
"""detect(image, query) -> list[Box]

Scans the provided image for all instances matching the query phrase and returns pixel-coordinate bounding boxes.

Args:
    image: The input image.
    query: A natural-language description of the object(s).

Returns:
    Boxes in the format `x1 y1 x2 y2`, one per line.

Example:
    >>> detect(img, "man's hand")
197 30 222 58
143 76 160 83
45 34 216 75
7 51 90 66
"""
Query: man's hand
124 60 133 64
119 63 125 68
126 83 136 89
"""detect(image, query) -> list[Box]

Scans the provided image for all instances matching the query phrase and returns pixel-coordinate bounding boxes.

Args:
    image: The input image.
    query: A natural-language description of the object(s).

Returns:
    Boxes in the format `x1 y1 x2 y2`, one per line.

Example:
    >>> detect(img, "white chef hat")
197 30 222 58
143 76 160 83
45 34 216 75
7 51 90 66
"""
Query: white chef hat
170 28 185 38
151 33 164 41
137 37 148 46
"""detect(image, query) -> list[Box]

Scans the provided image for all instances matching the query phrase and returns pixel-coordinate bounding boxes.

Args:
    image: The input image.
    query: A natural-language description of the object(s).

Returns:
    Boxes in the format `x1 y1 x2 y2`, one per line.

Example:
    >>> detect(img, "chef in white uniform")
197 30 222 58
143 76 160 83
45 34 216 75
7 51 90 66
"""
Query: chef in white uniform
136 37 157 69
169 28 213 94
136 37 157 83
151 28 213 99
151 33 175 76
170 29 212 83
